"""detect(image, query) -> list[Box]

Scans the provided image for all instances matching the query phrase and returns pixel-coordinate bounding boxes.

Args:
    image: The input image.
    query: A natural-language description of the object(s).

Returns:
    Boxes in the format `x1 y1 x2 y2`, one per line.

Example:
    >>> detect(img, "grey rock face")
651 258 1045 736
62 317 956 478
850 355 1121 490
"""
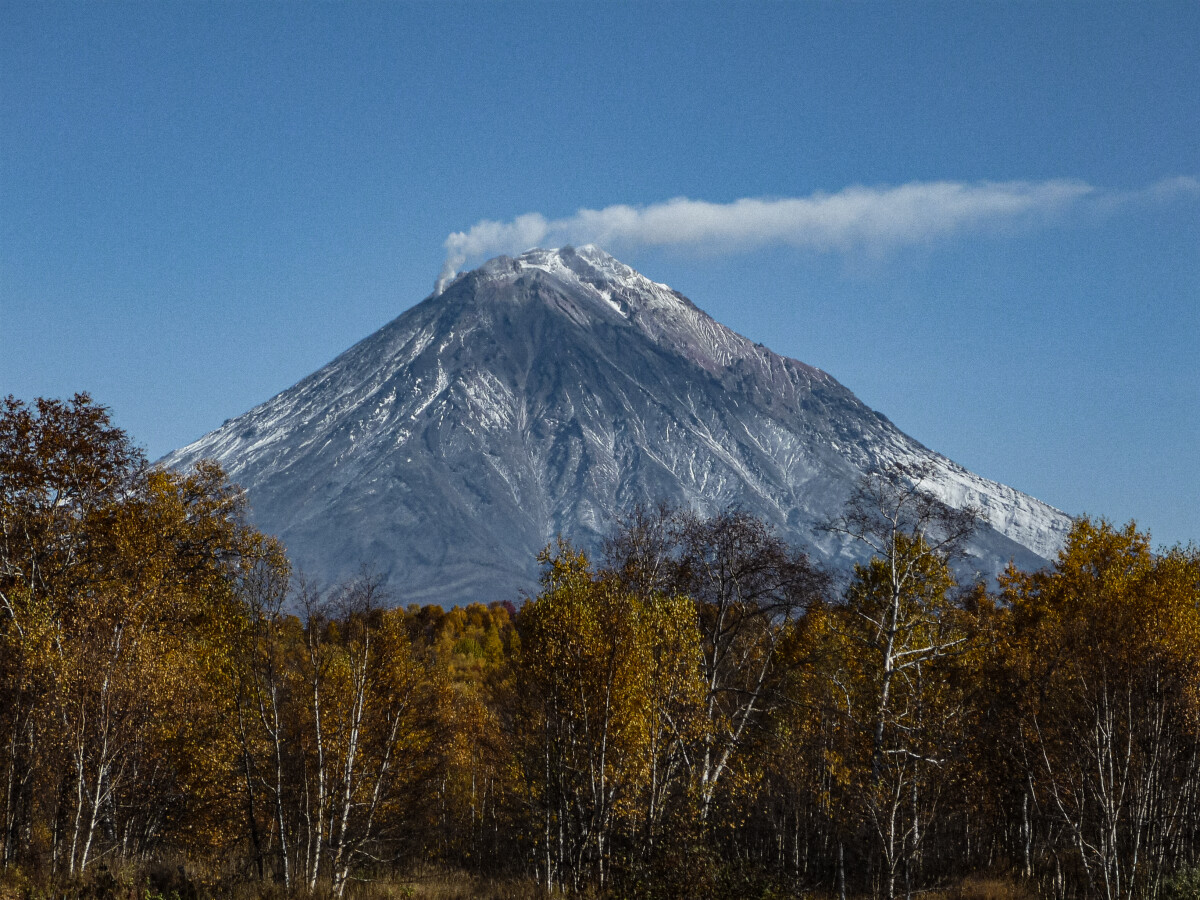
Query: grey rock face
162 246 1071 604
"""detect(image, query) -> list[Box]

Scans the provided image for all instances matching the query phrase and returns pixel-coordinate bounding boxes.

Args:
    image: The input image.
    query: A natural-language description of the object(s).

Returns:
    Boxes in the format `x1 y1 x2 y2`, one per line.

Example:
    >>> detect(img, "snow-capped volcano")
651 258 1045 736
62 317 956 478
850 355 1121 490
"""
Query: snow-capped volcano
163 246 1071 604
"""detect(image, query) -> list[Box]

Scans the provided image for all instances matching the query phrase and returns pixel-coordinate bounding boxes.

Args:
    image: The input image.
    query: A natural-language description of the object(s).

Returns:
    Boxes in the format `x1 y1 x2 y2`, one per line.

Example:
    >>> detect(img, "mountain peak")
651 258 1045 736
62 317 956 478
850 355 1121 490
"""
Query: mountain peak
435 245 677 305
443 245 762 375
469 246 673 302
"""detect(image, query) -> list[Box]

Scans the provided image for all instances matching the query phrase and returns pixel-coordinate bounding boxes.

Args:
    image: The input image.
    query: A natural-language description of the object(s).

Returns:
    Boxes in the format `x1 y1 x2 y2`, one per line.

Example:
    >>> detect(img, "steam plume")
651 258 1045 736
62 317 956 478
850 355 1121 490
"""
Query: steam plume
435 177 1198 292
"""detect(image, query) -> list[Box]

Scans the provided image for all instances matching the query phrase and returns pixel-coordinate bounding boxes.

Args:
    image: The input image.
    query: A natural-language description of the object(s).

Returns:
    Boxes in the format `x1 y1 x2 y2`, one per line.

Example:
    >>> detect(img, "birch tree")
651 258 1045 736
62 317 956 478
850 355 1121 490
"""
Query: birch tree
516 541 704 892
1002 519 1200 900
822 461 980 900
293 575 438 897
605 505 827 821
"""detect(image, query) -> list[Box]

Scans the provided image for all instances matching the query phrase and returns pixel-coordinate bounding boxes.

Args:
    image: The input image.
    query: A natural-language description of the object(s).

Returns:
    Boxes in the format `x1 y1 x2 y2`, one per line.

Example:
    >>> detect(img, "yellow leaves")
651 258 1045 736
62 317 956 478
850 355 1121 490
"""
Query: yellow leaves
1 395 303 865
517 541 707 852
1005 518 1200 704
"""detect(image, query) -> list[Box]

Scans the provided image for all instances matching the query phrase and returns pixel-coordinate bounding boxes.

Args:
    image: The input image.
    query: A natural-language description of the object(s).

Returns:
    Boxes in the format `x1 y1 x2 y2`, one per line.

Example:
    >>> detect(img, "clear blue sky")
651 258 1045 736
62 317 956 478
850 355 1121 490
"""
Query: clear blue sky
2 2 1197 547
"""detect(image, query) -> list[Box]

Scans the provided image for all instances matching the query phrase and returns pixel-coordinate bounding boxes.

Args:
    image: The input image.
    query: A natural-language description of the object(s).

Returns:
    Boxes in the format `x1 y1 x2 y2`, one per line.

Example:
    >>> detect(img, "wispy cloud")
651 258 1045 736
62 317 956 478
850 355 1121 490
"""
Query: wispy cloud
438 177 1198 290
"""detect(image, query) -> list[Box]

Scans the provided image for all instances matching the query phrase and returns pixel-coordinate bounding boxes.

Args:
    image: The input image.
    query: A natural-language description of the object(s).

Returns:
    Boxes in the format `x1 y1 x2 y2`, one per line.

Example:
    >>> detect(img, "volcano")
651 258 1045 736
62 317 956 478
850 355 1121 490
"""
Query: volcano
163 246 1070 604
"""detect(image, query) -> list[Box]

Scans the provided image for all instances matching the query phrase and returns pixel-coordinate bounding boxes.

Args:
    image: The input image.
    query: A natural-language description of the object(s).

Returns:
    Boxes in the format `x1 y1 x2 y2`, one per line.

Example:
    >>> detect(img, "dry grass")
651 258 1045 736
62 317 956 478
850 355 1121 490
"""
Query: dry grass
388 871 546 899
931 876 1039 900
0 867 1041 900
0 866 549 900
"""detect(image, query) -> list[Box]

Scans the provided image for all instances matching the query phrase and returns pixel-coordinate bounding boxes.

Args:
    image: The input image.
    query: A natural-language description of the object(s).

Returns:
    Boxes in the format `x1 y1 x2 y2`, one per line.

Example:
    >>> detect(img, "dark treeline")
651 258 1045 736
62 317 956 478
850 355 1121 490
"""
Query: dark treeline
3 394 1200 900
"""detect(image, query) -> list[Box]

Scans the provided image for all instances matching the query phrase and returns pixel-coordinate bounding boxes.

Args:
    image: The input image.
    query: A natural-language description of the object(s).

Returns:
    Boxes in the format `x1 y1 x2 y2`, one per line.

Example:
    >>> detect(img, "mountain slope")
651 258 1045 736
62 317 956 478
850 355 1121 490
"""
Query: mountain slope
163 246 1071 603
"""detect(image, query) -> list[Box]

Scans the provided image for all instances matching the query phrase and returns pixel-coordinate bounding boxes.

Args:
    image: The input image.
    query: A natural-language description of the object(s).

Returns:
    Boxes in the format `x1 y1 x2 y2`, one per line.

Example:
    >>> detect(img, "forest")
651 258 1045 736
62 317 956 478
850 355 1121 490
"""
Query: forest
3 393 1200 900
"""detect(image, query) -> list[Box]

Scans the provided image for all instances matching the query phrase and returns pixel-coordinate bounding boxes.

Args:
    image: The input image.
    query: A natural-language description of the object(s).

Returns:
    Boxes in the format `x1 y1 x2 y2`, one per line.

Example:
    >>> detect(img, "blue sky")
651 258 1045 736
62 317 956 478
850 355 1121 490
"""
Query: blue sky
2 2 1198 547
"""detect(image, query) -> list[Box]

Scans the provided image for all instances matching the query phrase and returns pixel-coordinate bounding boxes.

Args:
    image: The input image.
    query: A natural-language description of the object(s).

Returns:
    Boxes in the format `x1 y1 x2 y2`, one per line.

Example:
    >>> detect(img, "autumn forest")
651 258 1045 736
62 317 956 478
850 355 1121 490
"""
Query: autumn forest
3 394 1200 900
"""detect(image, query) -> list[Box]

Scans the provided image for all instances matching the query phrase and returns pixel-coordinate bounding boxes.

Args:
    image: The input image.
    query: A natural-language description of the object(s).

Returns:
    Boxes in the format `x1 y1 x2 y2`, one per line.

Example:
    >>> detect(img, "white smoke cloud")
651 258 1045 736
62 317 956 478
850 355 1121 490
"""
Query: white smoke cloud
438 213 551 290
436 178 1198 292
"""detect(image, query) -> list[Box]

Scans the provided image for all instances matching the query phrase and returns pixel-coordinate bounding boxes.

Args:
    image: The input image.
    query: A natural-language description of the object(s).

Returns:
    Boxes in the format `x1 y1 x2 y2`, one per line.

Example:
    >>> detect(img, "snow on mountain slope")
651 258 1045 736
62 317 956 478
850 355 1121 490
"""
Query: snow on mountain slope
163 246 1071 604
